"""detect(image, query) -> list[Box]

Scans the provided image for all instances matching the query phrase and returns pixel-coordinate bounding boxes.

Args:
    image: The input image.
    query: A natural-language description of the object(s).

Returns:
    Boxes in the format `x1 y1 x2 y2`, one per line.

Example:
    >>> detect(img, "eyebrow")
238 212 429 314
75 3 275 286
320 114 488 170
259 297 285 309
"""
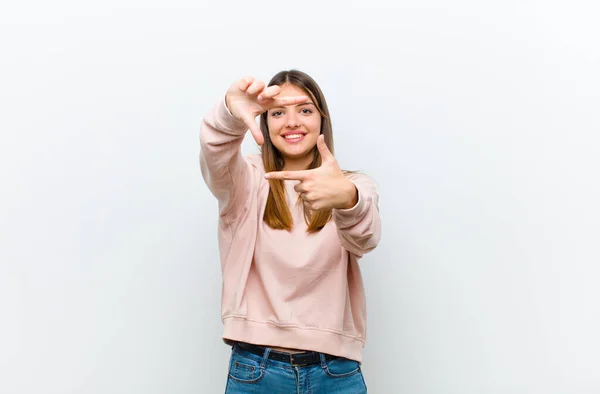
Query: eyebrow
270 102 315 110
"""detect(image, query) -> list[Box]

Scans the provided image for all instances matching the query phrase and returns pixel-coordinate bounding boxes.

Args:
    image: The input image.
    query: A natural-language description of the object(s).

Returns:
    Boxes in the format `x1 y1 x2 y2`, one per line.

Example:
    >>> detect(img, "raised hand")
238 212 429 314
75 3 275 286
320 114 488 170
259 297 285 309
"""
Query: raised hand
225 76 309 145
264 135 359 211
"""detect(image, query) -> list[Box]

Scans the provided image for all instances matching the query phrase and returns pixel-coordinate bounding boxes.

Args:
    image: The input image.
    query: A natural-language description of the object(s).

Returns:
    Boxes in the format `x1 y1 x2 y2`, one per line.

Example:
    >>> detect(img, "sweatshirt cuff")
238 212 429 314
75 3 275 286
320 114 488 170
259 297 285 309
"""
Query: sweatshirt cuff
214 96 249 135
332 183 370 226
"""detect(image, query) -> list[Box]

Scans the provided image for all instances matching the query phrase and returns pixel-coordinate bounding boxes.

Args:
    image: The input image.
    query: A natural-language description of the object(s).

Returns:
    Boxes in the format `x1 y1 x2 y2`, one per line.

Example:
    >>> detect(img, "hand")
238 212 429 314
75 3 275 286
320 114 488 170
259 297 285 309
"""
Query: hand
225 76 308 145
264 135 359 211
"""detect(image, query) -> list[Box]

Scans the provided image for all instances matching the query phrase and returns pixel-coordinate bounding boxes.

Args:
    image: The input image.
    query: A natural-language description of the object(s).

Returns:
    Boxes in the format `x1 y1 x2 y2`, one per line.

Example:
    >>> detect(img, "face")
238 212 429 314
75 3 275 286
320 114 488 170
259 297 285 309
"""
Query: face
266 83 322 167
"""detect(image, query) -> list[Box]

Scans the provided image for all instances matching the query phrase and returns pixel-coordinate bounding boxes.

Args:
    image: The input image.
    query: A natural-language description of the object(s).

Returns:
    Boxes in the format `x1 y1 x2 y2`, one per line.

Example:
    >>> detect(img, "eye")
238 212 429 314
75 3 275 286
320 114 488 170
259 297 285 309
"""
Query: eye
301 108 313 114
270 110 283 117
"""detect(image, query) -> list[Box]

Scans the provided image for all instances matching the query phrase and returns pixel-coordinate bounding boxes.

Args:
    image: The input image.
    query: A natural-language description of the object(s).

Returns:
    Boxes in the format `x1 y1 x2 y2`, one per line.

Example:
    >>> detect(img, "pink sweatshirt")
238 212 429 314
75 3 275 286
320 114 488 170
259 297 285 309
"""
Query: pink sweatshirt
199 98 381 362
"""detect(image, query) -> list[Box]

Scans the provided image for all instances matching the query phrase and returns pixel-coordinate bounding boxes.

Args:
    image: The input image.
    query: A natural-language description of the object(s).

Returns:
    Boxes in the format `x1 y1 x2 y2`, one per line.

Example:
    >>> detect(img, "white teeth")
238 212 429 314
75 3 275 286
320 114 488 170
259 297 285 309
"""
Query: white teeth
284 134 303 139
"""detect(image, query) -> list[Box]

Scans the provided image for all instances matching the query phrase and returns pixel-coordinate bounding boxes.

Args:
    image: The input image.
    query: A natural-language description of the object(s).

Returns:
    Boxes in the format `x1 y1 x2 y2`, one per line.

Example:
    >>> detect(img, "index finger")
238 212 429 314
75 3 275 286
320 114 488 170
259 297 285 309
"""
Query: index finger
264 170 311 180
269 95 309 108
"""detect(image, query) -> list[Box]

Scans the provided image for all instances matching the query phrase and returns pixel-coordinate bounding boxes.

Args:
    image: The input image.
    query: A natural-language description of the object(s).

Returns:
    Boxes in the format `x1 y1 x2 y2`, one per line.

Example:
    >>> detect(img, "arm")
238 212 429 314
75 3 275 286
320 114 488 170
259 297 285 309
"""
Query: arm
332 174 381 258
262 137 381 256
199 98 252 221
200 77 309 220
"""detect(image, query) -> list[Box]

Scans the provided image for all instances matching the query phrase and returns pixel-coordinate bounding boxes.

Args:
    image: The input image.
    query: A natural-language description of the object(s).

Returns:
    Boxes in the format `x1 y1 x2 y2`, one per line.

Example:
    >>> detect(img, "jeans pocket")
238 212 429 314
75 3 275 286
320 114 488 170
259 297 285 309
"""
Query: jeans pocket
228 352 264 383
323 357 361 378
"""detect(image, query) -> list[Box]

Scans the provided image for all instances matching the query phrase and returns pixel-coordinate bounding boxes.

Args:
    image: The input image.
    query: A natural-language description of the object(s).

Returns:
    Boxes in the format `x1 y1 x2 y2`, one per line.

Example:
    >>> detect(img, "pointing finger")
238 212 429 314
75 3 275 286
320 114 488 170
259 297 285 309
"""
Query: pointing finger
265 170 311 180
270 95 309 107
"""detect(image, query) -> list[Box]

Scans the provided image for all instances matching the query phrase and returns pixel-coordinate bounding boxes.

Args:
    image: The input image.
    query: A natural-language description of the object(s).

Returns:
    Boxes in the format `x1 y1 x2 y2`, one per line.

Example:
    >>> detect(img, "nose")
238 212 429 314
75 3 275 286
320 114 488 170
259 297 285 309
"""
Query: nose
285 111 300 128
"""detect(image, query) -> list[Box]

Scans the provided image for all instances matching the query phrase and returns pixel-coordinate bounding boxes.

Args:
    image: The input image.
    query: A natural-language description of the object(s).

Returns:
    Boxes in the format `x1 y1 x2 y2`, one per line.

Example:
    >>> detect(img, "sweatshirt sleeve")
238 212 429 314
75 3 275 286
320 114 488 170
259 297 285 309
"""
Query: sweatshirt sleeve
332 173 381 258
199 97 253 222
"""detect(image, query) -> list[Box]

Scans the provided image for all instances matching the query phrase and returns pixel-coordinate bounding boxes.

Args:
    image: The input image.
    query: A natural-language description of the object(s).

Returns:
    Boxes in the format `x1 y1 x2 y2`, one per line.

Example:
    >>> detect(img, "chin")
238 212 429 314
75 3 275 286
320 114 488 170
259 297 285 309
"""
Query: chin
288 154 312 161
274 144 310 156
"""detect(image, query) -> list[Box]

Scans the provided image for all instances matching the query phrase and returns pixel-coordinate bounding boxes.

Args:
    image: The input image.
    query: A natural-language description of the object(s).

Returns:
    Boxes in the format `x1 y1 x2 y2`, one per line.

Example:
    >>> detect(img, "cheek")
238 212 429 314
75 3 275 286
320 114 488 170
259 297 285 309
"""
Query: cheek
266 119 279 139
309 118 322 133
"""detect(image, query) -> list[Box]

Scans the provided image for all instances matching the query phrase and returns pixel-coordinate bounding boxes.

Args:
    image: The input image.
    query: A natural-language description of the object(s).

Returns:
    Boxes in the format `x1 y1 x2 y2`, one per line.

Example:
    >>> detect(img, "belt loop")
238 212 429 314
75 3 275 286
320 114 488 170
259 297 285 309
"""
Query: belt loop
319 352 327 368
260 346 271 370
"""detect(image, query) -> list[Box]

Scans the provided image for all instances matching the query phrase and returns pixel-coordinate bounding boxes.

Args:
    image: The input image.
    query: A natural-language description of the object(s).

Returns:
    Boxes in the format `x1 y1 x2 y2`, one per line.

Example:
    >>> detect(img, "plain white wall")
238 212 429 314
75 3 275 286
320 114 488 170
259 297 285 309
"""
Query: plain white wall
1 0 599 393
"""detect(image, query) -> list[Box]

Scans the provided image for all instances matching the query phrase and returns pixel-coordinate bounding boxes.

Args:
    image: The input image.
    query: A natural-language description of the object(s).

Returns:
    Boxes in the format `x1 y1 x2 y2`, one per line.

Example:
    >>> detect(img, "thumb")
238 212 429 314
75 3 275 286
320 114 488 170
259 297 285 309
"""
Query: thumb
242 115 264 146
317 134 333 162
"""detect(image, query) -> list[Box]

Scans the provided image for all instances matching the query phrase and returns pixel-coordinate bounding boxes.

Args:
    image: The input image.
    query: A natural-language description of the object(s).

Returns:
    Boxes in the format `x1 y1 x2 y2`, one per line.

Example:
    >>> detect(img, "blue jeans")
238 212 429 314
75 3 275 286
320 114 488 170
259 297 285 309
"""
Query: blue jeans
225 343 368 393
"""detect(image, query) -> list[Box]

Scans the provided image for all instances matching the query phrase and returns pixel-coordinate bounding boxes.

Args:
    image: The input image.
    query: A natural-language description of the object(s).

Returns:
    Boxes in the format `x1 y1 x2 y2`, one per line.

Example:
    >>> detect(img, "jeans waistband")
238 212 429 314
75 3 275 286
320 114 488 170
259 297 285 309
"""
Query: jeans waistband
235 341 338 366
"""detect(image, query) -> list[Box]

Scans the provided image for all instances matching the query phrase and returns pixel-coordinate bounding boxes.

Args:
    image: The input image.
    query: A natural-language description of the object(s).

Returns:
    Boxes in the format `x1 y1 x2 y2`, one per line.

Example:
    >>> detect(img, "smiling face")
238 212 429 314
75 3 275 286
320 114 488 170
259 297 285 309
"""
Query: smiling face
266 83 322 171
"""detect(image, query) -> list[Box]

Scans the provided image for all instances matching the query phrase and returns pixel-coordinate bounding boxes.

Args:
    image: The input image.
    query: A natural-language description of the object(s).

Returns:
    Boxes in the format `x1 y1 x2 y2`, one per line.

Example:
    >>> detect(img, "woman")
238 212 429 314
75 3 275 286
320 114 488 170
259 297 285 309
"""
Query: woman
200 69 381 393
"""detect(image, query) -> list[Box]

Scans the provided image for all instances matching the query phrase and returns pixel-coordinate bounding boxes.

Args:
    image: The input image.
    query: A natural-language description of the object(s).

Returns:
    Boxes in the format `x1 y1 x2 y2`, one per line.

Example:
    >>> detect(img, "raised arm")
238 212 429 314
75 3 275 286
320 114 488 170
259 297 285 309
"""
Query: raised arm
199 98 250 220
200 77 308 221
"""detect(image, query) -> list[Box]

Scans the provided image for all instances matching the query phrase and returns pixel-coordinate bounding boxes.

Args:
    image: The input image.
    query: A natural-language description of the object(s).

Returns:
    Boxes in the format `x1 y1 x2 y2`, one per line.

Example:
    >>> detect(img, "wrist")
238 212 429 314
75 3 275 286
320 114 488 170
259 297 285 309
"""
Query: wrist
225 94 232 113
340 180 358 209
224 95 243 122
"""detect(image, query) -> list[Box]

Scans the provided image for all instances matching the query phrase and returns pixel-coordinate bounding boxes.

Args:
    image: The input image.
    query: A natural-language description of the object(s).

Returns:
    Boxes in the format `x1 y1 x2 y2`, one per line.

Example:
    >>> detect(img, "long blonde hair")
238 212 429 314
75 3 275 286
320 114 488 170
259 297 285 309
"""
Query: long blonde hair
259 70 334 233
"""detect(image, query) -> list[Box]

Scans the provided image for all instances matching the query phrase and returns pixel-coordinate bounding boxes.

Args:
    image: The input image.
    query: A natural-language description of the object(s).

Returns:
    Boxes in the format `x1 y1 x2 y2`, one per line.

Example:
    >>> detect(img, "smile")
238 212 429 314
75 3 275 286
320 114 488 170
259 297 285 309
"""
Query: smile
282 134 306 142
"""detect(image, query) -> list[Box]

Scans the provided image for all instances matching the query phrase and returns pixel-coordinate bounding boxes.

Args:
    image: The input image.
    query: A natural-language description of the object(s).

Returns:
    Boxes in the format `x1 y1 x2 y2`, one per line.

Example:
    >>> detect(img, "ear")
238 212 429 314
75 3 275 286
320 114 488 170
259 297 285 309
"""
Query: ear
317 134 333 162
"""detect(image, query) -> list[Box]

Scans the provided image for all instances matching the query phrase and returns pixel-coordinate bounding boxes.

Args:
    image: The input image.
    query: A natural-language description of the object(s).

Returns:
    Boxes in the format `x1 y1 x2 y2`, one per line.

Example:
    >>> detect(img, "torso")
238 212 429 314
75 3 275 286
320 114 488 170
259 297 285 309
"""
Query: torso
238 157 355 357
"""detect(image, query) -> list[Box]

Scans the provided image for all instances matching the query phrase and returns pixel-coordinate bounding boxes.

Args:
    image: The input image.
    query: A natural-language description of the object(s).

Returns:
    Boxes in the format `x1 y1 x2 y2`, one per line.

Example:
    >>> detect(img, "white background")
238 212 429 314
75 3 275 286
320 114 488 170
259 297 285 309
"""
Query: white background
1 0 599 393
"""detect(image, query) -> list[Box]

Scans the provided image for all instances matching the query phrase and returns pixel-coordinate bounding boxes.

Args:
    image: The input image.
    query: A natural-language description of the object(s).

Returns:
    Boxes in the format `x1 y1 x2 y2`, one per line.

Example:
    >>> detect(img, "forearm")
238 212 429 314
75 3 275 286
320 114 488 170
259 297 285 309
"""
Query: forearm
199 98 251 218
332 176 381 257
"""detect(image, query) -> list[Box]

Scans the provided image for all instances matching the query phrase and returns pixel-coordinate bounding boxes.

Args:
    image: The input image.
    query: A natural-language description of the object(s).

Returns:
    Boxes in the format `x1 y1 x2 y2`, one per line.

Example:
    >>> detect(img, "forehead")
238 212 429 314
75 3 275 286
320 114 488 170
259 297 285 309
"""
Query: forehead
278 83 307 97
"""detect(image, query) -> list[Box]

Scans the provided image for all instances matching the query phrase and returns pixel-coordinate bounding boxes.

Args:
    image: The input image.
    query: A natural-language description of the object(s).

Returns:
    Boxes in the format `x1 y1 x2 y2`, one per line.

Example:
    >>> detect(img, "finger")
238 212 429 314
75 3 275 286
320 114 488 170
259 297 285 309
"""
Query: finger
317 134 334 162
270 95 308 107
300 191 315 201
241 115 264 146
309 202 324 211
250 130 264 146
237 76 254 92
294 183 308 194
257 85 281 101
265 170 311 180
246 80 265 96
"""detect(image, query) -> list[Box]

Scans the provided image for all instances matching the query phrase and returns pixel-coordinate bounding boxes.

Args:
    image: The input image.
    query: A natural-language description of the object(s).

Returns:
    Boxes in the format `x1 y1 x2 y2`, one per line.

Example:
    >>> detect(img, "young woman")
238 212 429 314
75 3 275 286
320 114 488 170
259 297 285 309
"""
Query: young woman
200 69 381 393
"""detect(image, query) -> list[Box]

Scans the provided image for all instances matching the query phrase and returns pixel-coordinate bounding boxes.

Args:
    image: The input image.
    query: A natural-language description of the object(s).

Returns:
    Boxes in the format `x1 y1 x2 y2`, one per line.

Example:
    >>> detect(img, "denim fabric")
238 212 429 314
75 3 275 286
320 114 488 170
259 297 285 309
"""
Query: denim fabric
224 343 367 394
